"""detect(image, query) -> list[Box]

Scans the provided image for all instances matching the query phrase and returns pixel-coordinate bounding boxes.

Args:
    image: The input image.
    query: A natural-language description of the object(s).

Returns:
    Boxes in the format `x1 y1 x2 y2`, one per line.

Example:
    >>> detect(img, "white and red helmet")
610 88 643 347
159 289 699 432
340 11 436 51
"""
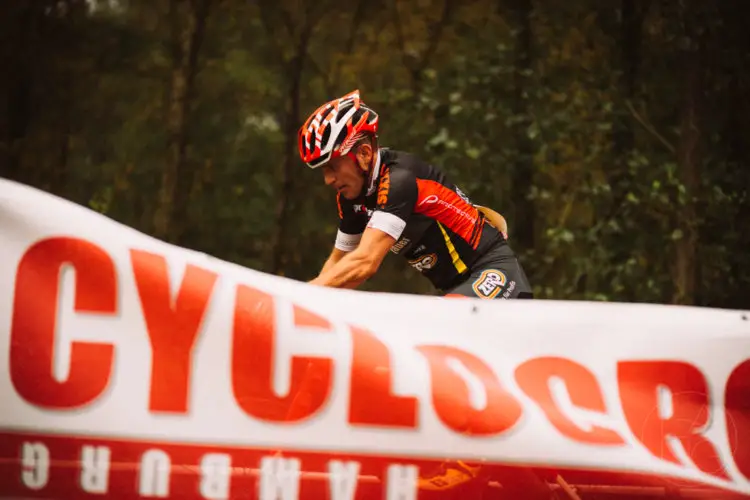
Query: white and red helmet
298 89 379 169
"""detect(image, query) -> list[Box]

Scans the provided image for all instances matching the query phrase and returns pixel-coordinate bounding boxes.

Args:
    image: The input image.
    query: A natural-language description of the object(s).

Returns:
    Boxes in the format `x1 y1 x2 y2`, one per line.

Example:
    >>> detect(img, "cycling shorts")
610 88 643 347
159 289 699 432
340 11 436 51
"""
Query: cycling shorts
441 242 534 300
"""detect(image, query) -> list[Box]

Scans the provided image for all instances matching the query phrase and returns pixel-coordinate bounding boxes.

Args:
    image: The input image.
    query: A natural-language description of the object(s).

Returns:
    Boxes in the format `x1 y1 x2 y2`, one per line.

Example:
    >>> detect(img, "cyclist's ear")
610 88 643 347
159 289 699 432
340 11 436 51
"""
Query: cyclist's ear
355 141 374 171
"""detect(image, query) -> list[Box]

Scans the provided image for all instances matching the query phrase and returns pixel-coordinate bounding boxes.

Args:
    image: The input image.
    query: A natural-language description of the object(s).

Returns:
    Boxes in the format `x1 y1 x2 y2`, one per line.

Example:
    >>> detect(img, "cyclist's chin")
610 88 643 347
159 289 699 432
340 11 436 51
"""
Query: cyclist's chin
338 185 359 200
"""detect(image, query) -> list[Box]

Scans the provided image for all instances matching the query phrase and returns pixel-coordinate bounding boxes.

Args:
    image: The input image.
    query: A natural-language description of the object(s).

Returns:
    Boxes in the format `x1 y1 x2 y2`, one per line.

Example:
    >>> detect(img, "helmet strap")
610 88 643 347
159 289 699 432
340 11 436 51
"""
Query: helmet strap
348 135 379 195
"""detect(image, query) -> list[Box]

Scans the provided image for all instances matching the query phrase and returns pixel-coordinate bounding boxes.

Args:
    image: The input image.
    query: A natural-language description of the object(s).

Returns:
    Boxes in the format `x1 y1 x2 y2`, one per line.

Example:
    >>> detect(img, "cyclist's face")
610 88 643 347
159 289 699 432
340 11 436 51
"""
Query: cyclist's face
322 155 365 199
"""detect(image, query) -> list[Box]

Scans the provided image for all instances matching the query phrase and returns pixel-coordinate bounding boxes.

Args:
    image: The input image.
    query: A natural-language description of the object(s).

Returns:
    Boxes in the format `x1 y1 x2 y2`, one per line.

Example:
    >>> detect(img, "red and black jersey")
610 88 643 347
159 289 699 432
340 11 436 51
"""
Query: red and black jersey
334 148 507 290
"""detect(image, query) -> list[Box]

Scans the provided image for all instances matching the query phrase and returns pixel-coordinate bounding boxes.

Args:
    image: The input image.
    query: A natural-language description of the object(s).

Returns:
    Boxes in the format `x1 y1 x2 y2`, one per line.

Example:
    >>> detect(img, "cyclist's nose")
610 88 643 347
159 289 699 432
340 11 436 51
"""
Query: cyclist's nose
323 168 336 186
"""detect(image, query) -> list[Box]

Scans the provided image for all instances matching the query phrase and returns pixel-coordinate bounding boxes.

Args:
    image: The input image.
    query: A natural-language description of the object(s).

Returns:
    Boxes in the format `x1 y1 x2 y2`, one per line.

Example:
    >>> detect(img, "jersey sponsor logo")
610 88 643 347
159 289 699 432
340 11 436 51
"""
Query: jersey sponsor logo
377 168 391 207
390 237 410 254
408 253 437 272
418 194 477 225
353 204 373 217
472 269 515 299
418 194 439 206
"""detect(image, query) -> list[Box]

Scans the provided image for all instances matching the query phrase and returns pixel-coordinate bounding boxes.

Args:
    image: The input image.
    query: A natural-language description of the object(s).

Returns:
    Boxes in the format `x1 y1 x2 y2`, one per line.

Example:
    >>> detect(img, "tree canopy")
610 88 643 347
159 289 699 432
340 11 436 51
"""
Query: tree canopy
2 0 748 308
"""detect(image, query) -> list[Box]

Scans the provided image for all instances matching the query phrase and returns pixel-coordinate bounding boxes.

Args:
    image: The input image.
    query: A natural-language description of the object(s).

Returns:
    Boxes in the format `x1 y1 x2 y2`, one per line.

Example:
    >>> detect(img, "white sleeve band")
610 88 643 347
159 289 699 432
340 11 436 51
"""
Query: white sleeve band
335 230 362 252
367 211 407 241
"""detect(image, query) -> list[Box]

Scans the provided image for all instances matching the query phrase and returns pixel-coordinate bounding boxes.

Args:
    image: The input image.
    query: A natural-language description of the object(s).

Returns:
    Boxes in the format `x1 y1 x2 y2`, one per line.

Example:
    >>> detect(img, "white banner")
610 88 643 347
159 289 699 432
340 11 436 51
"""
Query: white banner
1 177 749 499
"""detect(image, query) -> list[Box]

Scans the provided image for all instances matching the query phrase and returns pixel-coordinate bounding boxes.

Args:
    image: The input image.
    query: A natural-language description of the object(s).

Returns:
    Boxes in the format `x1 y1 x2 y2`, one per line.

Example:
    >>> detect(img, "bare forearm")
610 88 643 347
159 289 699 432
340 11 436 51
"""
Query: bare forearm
320 252 342 274
311 227 393 289
316 248 351 284
311 253 374 289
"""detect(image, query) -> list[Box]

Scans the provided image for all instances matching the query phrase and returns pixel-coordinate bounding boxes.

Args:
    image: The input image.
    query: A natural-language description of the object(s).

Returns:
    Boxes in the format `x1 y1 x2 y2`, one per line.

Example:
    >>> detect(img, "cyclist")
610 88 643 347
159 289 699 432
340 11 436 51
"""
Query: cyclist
300 89 533 300
298 91 548 495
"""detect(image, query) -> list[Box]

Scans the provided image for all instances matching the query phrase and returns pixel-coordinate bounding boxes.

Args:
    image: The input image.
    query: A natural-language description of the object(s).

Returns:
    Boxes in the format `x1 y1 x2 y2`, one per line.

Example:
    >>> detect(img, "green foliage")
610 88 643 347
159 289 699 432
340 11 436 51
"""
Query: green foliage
1 0 748 308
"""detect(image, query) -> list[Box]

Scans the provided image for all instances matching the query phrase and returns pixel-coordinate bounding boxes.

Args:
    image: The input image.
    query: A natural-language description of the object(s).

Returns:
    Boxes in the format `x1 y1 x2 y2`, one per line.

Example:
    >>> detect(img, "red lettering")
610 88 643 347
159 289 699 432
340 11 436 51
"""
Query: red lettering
348 327 417 428
131 250 218 414
416 345 522 436
725 359 750 480
515 357 625 445
294 306 329 329
10 237 117 409
283 305 337 420
618 361 729 479
231 285 333 422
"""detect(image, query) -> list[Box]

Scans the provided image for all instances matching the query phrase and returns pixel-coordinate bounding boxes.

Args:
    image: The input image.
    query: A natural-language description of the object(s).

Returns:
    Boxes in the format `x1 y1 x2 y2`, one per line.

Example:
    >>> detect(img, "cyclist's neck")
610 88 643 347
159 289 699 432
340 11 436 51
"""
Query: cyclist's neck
364 148 383 197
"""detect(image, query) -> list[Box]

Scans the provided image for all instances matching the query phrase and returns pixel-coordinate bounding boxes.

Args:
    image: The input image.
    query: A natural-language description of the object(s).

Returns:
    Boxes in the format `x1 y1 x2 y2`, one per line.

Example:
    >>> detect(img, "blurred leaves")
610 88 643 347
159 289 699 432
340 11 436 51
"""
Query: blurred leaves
0 0 748 307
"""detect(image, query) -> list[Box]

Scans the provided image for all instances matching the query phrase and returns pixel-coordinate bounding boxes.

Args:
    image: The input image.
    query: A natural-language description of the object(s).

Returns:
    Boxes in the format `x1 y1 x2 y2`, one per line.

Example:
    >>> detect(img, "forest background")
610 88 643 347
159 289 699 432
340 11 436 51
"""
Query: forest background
1 0 748 309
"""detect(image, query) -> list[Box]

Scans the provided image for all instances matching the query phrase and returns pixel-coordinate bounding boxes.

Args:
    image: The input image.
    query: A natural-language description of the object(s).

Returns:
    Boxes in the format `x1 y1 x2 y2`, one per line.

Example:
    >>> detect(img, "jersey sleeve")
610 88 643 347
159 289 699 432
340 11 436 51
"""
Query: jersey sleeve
367 166 417 241
335 193 367 252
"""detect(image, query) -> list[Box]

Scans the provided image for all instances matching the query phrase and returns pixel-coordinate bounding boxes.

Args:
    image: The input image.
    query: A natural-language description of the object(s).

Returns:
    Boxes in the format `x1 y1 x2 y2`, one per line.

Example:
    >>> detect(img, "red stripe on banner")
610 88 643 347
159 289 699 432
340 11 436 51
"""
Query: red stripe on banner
0 431 747 500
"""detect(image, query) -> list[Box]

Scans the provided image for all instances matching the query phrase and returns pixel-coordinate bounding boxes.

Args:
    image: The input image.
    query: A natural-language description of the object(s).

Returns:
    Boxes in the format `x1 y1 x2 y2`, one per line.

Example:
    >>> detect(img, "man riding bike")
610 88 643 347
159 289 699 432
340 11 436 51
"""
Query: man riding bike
296 91 551 496
298 90 546 498
301 89 533 301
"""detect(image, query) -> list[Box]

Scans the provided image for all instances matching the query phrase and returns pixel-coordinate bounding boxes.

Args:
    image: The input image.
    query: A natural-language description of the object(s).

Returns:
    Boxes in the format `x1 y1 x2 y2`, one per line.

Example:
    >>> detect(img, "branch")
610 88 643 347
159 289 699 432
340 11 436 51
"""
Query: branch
186 0 211 79
557 190 576 228
291 1 330 77
343 0 366 55
625 99 676 153
277 4 295 39
332 0 366 84
297 0 361 96
390 0 456 91
306 54 331 88
415 0 456 76
304 0 332 27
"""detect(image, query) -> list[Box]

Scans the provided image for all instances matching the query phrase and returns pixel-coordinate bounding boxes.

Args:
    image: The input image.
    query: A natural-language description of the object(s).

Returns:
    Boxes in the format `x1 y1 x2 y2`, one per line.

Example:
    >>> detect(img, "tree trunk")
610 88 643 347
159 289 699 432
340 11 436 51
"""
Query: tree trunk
153 0 211 243
507 0 535 253
602 0 647 227
392 0 456 95
268 18 313 275
50 0 80 198
51 77 72 198
612 0 645 155
671 46 702 305
1 2 35 181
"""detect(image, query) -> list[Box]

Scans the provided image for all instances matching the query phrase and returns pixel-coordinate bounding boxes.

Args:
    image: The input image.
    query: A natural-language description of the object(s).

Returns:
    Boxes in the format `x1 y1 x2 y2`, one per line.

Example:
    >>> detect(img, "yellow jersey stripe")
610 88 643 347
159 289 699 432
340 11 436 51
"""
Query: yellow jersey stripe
438 222 468 274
